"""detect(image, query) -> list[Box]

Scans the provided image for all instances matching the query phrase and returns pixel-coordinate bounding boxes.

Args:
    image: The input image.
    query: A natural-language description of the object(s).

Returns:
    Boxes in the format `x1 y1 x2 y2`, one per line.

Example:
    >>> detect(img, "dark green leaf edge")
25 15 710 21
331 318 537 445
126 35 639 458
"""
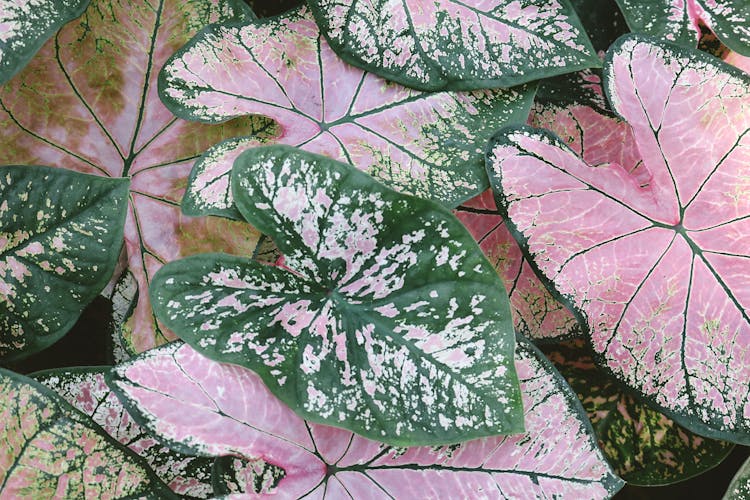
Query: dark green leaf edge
485 123 750 445
306 1 601 92
0 165 129 362
0 366 176 499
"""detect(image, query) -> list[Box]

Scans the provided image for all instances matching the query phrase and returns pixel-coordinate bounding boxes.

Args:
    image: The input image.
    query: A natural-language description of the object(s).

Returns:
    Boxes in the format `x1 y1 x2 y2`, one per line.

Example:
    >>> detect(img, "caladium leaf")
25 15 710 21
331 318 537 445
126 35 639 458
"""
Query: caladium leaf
725 456 750 499
163 5 535 209
486 35 750 442
570 0 628 53
306 0 599 91
0 0 275 354
31 367 215 499
211 456 286 496
615 0 750 56
454 190 580 342
0 368 174 498
151 145 523 445
0 0 89 85
0 166 127 361
109 339 624 498
544 340 734 485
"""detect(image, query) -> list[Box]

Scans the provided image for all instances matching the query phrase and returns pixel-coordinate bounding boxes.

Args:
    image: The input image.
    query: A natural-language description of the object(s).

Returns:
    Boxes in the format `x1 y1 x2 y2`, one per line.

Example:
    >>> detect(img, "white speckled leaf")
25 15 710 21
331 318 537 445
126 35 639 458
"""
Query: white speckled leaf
32 367 215 499
108 340 623 498
486 35 750 443
0 166 128 361
615 0 750 55
0 0 89 85
0 368 174 498
162 6 535 208
725 455 750 499
150 145 523 446
306 0 599 91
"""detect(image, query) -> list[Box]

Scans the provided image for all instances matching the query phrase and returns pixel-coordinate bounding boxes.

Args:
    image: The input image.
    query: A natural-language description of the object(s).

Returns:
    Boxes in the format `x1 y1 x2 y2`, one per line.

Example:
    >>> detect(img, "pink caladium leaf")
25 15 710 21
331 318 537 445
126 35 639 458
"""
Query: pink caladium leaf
31 367 215 498
0 0 89 85
0 368 174 498
108 339 624 498
0 0 278 355
454 190 580 342
0 166 128 361
544 340 734 485
615 0 750 56
163 6 536 211
486 35 750 443
150 145 523 445
305 0 599 91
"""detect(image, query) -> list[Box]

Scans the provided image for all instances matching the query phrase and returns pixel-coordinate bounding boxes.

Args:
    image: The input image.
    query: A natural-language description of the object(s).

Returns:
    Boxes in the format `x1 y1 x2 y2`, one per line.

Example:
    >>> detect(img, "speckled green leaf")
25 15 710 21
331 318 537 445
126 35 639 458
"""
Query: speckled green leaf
151 145 523 446
0 166 127 361
615 0 750 55
211 456 285 496
570 0 628 53
0 0 90 85
307 0 599 91
725 455 750 499
32 367 215 498
544 340 734 486
0 368 174 498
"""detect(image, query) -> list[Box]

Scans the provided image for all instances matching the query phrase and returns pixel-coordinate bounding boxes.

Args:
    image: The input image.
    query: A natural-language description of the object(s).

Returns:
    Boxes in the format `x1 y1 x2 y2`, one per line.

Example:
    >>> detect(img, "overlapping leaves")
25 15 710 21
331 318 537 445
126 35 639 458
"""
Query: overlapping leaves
486 34 750 442
0 0 272 355
163 5 535 210
151 145 523 445
307 0 599 91
108 340 623 498
0 166 127 361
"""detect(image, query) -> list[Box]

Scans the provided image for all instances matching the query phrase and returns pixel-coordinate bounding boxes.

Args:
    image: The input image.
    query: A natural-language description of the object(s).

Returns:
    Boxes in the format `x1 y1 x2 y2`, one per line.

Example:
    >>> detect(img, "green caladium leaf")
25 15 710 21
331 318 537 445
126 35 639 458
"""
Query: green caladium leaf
0 0 275 355
151 145 523 446
0 0 89 85
544 340 734 486
725 456 750 499
570 0 629 53
211 456 285 496
0 368 174 498
0 166 127 361
615 0 750 55
306 0 599 91
163 6 535 210
32 367 215 498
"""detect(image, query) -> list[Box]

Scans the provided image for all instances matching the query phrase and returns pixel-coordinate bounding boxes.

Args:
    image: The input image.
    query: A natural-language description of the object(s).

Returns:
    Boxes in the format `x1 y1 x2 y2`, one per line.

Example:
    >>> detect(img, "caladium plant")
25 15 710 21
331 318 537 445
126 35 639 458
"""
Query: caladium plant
1 0 750 497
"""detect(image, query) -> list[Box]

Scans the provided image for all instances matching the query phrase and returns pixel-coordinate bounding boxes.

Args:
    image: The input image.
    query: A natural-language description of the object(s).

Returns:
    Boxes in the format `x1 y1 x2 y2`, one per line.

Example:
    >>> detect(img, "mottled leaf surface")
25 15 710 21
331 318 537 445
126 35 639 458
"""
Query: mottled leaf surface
109 340 623 498
0 0 272 354
0 0 89 85
162 6 535 209
0 166 127 361
152 145 522 445
454 190 579 342
486 35 750 442
616 0 750 55
545 340 734 485
0 368 173 498
32 367 215 498
211 456 285 496
725 455 750 499
307 0 599 91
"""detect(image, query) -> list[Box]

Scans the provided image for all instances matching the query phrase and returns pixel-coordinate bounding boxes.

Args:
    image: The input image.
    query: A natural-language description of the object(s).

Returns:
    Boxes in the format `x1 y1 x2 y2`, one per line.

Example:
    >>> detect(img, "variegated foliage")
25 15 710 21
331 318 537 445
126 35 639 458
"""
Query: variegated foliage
151 146 523 445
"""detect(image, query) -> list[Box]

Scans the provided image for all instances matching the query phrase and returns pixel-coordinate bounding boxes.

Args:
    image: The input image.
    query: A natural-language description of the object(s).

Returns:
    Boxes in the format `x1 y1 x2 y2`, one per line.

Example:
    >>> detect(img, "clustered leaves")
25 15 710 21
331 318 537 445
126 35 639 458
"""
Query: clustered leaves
1 0 749 498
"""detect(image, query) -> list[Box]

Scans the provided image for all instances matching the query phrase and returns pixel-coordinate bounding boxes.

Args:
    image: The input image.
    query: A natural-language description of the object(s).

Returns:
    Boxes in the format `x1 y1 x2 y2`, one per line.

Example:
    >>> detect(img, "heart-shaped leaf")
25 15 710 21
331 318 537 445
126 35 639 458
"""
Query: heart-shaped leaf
0 368 174 498
0 0 275 354
32 367 215 498
108 339 624 498
454 190 580 342
0 0 89 85
615 0 750 55
0 166 127 361
486 35 750 442
725 455 750 499
163 5 535 210
151 145 523 445
306 0 599 91
544 340 734 485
